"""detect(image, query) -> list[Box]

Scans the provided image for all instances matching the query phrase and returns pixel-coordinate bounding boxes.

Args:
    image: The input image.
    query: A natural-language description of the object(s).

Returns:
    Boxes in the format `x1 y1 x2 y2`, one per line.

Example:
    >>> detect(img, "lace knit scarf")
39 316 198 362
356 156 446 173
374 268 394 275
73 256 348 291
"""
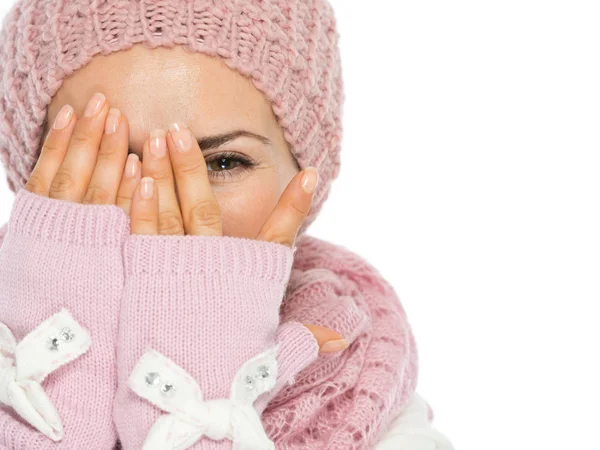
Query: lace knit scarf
263 233 419 449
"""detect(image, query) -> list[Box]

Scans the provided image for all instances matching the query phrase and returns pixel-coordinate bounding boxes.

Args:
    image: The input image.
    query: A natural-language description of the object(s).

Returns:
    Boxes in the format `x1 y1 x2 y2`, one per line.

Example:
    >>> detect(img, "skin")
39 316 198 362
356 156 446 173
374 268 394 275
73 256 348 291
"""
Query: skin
28 44 349 354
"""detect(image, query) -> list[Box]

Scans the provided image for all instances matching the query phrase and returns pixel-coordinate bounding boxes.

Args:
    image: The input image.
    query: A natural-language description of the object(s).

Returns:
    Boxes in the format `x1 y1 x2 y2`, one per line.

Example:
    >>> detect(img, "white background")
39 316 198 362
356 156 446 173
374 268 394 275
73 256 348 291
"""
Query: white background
1 1 599 449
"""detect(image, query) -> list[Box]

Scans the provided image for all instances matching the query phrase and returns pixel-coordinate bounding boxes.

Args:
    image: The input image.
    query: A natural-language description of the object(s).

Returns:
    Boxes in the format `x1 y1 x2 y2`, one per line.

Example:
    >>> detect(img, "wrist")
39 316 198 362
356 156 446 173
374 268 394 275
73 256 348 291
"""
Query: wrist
115 234 299 449
7 188 129 247
118 234 298 398
124 233 296 282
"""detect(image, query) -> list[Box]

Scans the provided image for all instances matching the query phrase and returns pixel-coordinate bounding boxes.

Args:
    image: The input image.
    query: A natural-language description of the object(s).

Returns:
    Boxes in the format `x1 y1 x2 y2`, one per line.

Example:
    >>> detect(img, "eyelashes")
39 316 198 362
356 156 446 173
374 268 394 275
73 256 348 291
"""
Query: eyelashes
126 148 258 181
203 151 258 181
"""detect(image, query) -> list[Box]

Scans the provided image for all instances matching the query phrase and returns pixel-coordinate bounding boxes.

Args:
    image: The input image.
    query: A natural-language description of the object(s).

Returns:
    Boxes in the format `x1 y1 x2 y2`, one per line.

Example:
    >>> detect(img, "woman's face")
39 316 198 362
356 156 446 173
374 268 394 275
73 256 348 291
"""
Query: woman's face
41 44 300 238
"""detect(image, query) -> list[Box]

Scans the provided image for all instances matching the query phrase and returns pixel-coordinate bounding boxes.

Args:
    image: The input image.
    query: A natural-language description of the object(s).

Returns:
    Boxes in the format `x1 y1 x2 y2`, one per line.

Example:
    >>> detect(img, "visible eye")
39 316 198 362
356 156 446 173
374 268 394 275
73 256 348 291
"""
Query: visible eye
204 151 257 181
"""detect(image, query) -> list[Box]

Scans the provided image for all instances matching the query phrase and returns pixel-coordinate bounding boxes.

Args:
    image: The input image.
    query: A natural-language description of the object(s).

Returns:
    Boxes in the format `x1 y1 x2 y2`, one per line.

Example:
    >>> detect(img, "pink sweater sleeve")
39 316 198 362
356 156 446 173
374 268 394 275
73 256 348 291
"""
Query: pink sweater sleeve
113 234 320 450
0 222 7 248
0 188 129 449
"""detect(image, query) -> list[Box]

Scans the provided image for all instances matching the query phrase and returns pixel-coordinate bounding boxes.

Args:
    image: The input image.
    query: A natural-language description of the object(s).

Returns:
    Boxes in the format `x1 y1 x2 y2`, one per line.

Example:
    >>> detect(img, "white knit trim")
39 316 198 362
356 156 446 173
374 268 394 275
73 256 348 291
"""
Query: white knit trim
0 308 91 441
128 345 280 450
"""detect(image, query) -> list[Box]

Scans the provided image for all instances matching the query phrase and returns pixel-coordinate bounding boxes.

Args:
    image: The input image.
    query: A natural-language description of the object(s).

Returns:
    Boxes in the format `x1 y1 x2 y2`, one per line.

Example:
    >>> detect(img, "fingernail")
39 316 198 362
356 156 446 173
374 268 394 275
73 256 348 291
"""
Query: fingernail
319 338 349 353
168 122 194 152
149 129 167 158
84 92 106 118
105 108 121 134
125 153 139 178
301 167 319 194
52 104 74 130
140 177 154 199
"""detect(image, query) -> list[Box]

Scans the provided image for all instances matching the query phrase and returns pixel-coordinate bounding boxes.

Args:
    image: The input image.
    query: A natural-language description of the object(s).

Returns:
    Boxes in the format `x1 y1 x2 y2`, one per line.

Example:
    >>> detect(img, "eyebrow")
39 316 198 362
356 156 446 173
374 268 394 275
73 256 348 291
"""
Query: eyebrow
196 130 272 151
39 116 272 154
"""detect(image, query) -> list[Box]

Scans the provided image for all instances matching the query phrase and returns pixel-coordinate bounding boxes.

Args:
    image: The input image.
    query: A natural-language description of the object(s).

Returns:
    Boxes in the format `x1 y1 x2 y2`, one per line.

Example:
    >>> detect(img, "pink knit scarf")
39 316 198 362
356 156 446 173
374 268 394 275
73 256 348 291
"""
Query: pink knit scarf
263 233 419 449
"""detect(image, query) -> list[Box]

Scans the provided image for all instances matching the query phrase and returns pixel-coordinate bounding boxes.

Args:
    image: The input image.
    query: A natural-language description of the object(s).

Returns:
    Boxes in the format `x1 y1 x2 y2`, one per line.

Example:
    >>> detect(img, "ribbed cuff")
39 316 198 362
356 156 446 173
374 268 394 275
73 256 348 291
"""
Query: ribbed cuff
124 233 297 283
8 188 130 247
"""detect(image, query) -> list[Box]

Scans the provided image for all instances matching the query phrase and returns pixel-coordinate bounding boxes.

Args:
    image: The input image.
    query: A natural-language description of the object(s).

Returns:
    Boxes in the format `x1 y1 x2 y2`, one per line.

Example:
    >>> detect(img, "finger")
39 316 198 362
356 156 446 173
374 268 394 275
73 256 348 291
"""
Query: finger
130 177 158 235
303 324 349 353
256 167 319 248
82 108 129 205
142 129 185 235
49 92 110 202
24 104 77 196
116 153 142 215
166 122 222 236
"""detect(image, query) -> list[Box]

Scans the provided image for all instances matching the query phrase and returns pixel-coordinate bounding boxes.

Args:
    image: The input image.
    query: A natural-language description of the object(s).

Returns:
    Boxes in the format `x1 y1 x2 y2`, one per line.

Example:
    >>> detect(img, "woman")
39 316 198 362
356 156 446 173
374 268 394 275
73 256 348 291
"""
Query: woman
0 0 453 448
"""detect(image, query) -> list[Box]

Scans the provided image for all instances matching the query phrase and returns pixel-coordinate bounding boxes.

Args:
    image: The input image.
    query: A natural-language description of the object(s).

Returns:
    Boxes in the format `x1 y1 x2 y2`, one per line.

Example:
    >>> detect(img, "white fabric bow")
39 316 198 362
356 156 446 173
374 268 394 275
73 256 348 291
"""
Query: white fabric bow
129 345 280 450
0 308 91 441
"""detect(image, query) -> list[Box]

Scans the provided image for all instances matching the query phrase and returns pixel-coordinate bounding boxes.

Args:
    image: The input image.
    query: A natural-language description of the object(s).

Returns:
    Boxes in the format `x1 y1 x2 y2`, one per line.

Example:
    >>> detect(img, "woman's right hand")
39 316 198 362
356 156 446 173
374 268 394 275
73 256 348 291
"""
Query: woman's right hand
24 91 142 215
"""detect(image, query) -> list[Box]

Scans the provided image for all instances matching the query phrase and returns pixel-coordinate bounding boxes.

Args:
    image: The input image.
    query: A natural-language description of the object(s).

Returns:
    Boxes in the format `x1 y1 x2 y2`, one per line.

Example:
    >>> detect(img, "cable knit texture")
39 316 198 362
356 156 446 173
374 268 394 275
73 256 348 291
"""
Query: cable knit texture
0 189 129 449
0 0 424 447
0 0 344 235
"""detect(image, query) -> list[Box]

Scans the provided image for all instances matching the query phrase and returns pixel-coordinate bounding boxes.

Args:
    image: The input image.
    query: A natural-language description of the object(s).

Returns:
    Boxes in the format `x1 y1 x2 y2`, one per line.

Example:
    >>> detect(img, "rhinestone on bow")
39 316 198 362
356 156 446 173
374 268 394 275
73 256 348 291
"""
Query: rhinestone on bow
60 327 75 341
144 371 175 398
160 383 176 397
47 337 60 351
245 375 256 390
47 324 77 352
256 364 270 379
244 363 272 391
145 372 161 387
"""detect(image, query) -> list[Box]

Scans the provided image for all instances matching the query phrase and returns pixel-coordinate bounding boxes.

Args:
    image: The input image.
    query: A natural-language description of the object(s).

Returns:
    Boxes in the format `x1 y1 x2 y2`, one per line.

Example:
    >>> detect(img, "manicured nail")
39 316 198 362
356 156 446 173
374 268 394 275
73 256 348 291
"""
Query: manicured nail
84 92 106 117
104 108 121 134
52 104 74 130
319 338 349 353
301 167 319 194
149 129 167 158
168 122 194 152
125 153 139 178
140 177 154 199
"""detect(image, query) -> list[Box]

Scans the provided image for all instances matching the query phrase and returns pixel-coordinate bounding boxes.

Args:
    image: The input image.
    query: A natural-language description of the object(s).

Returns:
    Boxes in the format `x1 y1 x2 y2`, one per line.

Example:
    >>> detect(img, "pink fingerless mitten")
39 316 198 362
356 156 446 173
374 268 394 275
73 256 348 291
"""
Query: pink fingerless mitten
113 234 320 450
0 188 129 449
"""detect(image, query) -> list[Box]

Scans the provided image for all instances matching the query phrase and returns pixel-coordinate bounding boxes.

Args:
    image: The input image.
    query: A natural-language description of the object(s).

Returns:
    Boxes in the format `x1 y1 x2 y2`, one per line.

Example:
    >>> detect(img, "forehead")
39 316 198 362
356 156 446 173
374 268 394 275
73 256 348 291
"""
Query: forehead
47 44 277 150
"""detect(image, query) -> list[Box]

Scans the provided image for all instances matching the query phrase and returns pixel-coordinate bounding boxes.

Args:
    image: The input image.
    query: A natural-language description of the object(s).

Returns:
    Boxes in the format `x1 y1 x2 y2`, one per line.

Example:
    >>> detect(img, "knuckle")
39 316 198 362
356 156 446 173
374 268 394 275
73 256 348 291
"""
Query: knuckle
95 146 122 165
262 228 294 248
187 200 221 229
176 158 206 177
69 131 93 148
50 170 76 195
288 201 308 218
116 194 131 205
25 174 47 195
132 215 156 230
149 169 172 184
41 139 63 156
158 212 184 235
82 185 113 204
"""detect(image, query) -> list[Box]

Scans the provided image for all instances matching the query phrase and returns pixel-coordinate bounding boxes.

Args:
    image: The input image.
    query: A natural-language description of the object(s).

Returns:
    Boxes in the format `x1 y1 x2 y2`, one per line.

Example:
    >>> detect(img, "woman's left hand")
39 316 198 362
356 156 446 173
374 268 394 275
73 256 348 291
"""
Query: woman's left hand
128 123 348 354
128 123 316 249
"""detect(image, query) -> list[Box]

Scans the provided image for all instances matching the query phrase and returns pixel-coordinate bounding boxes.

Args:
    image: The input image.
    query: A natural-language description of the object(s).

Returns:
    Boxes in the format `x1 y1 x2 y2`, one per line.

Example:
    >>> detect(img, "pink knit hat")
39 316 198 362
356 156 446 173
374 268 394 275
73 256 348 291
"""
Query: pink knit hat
0 0 344 235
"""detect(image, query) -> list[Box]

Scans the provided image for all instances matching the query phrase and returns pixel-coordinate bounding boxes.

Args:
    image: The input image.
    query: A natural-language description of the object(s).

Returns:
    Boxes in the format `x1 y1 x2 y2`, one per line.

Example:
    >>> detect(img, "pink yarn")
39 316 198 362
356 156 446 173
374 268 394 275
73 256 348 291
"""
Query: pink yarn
0 0 344 236
0 191 419 449
262 236 419 448
113 233 321 449
0 188 129 449
0 0 421 448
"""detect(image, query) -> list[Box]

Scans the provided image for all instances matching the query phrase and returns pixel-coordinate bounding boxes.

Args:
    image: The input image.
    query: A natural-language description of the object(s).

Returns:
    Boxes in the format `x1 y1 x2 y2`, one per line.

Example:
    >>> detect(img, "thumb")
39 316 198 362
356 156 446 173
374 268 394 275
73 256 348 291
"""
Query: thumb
303 324 349 353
